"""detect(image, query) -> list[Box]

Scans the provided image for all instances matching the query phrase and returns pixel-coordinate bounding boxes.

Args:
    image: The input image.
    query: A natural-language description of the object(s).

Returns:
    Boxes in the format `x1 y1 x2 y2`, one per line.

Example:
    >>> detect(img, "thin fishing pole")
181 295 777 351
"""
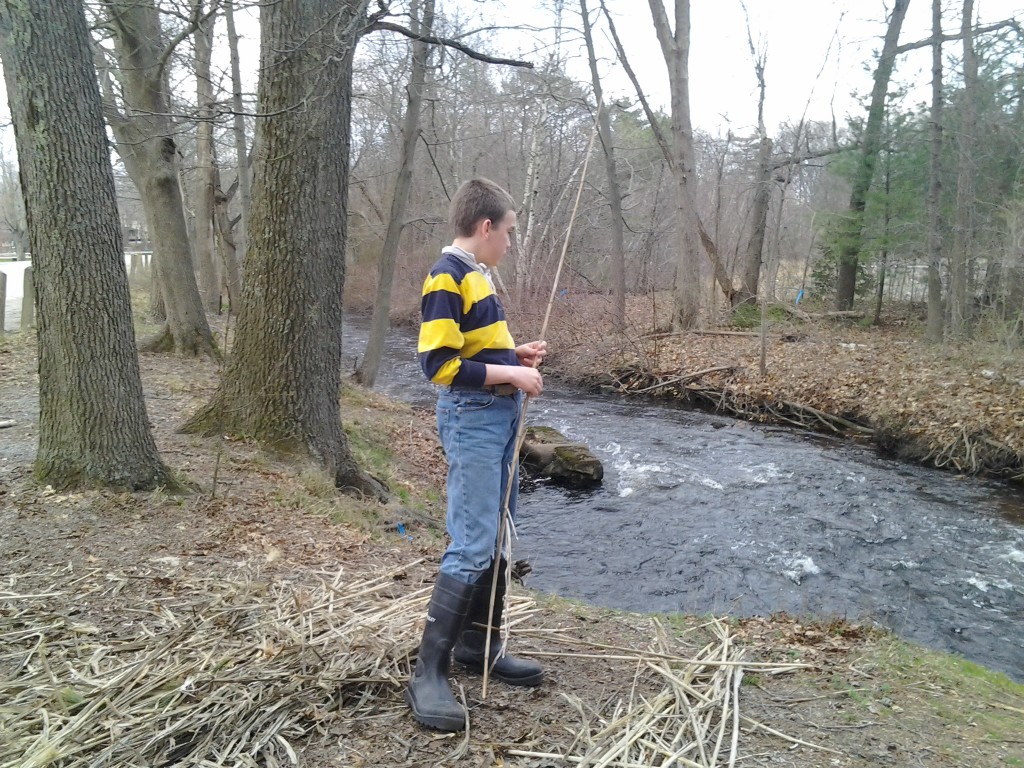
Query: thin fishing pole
481 107 602 698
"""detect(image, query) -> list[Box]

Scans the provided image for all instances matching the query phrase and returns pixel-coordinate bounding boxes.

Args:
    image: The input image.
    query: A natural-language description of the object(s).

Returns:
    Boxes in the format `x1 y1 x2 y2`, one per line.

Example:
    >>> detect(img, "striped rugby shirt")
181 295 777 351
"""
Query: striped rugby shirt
418 246 518 387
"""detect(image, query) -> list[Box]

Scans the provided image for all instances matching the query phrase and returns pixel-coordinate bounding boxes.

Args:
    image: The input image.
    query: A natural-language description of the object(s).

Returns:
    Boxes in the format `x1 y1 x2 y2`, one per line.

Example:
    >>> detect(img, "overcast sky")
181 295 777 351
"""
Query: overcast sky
1 1 1020 155
483 0 1024 134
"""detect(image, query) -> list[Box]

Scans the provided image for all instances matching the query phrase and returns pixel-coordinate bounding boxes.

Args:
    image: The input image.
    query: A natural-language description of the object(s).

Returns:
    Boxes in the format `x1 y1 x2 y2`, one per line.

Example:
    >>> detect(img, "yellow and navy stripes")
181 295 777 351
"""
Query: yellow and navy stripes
419 251 517 387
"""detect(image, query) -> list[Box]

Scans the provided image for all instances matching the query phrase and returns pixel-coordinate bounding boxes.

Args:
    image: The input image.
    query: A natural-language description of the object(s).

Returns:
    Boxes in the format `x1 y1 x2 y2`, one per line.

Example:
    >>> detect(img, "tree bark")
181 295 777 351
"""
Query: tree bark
0 0 170 490
926 0 945 342
949 0 978 338
100 0 216 356
514 110 545 302
183 0 385 500
835 0 910 311
874 144 893 325
224 0 251 265
357 0 435 388
734 22 773 309
737 135 773 307
581 0 627 333
212 160 243 312
194 0 220 313
647 0 704 328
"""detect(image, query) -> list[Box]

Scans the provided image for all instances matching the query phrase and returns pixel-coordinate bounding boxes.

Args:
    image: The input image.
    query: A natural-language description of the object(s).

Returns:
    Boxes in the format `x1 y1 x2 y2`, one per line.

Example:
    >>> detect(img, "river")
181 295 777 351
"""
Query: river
346 318 1024 682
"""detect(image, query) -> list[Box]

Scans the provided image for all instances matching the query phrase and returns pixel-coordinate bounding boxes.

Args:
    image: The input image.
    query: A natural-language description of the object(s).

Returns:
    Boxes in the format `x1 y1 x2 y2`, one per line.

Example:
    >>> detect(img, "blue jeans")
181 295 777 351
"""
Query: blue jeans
436 389 522 584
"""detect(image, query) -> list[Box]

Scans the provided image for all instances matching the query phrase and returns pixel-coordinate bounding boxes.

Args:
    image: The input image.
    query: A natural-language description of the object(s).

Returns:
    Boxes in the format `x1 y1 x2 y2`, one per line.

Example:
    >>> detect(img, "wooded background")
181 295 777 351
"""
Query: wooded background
0 0 1021 490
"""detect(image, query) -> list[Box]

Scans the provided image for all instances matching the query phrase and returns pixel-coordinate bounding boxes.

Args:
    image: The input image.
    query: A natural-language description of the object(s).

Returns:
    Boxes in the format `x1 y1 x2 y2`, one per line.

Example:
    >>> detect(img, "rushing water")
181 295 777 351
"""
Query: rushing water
344 318 1024 682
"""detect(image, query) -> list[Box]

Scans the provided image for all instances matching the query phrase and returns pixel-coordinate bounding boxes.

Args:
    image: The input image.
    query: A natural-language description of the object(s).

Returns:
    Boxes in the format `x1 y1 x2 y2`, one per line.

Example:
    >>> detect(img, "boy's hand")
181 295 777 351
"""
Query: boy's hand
507 365 543 397
515 340 548 368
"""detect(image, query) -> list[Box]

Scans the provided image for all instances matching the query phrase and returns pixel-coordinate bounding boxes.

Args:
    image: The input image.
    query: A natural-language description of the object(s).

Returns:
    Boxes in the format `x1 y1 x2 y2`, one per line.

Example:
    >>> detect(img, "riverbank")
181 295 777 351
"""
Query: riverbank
524 293 1024 485
2 324 1023 766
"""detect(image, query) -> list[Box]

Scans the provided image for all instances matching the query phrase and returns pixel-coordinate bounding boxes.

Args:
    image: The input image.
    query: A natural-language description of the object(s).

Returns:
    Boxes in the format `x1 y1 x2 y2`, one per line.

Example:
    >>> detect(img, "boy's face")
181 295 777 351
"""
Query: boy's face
475 210 516 268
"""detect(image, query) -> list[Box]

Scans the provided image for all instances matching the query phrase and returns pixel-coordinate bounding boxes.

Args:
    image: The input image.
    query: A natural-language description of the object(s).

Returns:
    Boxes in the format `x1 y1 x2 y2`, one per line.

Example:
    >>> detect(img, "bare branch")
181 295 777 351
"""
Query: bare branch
155 0 222 86
599 0 674 171
364 20 534 68
894 19 1020 54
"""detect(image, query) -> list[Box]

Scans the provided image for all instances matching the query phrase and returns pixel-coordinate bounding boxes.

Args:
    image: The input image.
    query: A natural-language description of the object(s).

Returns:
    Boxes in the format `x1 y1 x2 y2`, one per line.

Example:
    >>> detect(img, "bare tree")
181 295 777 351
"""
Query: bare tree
926 0 945 342
194 0 219 313
184 0 385 498
949 0 979 337
98 0 217 355
647 0 704 327
0 0 170 489
224 0 251 262
580 0 626 332
357 0 435 388
602 0 735 316
735 14 772 308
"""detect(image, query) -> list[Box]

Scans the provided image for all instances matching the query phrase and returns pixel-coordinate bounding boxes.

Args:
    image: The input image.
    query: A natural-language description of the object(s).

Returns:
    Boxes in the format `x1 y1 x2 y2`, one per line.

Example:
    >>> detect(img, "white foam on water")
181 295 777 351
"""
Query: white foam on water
966 575 1016 593
967 576 992 593
696 475 724 490
782 554 820 585
742 463 793 484
998 547 1024 564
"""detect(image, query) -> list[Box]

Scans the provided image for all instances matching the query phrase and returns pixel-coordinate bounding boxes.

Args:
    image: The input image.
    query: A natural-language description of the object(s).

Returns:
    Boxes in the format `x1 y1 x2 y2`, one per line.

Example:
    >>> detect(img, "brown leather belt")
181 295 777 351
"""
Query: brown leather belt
447 384 518 397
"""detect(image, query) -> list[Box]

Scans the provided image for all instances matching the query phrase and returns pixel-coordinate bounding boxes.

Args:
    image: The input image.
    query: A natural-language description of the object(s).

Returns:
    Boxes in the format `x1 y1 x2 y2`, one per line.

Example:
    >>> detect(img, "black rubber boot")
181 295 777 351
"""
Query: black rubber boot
453 559 544 687
405 572 475 731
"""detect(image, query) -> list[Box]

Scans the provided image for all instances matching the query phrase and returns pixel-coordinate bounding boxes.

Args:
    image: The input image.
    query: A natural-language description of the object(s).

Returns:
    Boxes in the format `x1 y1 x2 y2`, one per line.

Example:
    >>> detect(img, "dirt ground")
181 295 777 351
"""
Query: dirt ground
2 323 1023 767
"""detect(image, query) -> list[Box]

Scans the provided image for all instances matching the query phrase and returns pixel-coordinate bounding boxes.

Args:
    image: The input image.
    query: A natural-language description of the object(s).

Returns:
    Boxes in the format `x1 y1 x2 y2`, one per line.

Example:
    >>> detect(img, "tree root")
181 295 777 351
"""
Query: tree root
139 324 220 358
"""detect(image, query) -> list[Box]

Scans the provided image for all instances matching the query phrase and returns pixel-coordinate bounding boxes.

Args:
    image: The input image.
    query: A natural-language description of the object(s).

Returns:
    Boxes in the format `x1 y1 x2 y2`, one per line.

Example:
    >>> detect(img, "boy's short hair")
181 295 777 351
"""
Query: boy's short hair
449 178 516 237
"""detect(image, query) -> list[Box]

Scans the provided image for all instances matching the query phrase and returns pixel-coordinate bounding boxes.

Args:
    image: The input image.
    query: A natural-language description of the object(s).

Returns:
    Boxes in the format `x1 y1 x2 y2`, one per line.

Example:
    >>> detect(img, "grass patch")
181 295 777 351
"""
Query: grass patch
854 636 1024 755
729 302 790 329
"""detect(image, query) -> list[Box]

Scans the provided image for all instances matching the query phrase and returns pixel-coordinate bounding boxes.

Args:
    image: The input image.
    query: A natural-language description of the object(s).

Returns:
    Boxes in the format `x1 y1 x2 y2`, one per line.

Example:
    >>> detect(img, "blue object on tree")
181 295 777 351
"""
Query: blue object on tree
795 289 805 305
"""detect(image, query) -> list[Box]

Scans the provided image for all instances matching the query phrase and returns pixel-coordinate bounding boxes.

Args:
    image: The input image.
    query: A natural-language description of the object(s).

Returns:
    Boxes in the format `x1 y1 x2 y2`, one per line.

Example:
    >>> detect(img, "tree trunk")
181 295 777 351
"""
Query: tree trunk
101 0 216 356
603 0 733 308
0 0 169 490
734 28 772 309
212 160 243 312
581 0 627 333
194 1 220 313
737 136 772 307
874 146 893 325
224 0 251 264
949 0 978 338
515 111 545 302
926 0 945 342
183 0 385 500
357 0 434 388
835 0 910 310
648 0 702 328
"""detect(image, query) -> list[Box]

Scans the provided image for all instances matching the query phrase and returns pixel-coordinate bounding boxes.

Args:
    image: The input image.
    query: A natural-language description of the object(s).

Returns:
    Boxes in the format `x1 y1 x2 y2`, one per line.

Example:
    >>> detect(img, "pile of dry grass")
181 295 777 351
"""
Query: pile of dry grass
2 560 822 768
511 618 825 768
1 560 428 767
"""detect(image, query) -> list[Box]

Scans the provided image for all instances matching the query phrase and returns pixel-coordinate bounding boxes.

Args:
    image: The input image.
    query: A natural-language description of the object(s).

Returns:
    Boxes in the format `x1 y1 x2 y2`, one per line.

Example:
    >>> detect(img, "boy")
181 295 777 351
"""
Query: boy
406 178 547 732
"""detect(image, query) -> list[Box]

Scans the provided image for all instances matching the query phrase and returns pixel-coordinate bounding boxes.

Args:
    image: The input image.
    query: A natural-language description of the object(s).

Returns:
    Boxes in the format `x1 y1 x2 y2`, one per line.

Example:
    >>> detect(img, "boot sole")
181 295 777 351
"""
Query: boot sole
404 688 467 732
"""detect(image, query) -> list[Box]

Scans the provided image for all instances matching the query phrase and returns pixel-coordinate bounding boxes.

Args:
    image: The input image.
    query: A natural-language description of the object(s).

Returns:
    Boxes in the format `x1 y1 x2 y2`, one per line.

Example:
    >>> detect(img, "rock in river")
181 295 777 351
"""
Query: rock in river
521 426 603 488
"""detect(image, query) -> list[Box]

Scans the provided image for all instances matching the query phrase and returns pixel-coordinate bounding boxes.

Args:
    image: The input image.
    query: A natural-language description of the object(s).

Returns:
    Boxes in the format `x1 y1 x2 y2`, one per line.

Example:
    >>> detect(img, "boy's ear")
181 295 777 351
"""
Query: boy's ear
478 218 493 237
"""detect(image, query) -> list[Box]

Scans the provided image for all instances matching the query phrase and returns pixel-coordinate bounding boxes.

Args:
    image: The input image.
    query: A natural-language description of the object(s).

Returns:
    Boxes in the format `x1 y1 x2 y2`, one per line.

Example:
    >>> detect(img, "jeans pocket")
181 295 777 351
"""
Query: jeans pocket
454 392 495 411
